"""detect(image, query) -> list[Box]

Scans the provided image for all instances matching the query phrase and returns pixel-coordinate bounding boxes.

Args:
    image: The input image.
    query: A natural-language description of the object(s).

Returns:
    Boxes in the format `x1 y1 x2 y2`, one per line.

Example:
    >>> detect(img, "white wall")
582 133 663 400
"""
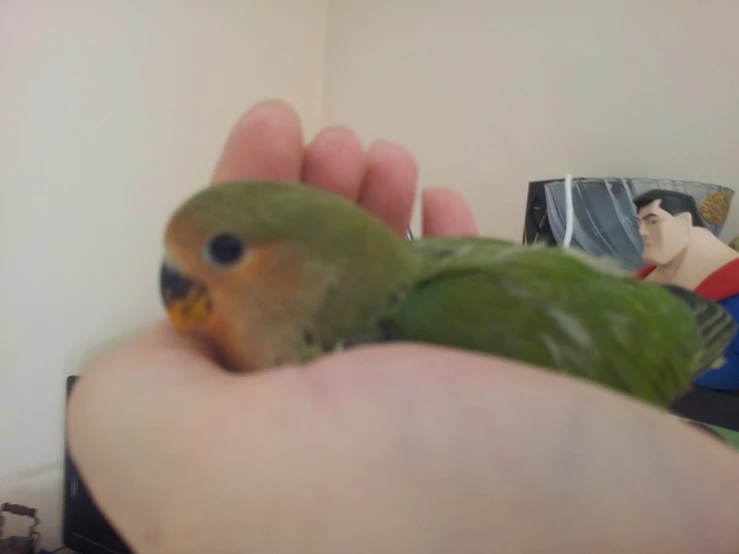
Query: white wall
320 1 739 240
0 1 327 546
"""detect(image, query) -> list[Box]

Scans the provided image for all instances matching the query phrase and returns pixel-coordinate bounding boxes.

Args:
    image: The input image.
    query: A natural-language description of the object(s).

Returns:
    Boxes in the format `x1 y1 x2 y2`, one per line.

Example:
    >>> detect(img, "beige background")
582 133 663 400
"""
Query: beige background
1 1 738 547
321 1 739 239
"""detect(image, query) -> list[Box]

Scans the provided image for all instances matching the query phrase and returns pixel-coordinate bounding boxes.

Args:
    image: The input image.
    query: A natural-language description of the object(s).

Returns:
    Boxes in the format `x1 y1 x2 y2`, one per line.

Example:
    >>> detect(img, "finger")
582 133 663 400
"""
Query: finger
357 140 418 235
210 99 304 184
301 126 366 201
421 187 478 237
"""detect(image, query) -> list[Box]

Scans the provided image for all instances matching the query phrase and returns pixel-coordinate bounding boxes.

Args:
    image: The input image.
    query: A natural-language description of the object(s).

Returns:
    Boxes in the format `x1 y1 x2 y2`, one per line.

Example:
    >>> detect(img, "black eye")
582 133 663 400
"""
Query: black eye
204 233 245 267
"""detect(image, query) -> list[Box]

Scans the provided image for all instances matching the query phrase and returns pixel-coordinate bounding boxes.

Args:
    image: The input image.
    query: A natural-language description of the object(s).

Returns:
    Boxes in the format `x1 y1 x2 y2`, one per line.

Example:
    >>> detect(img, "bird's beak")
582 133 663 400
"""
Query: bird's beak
159 259 212 333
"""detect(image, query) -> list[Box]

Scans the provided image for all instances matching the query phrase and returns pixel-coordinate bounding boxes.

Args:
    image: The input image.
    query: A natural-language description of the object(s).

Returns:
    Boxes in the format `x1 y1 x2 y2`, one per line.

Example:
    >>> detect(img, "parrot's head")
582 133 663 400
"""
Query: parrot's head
160 180 418 372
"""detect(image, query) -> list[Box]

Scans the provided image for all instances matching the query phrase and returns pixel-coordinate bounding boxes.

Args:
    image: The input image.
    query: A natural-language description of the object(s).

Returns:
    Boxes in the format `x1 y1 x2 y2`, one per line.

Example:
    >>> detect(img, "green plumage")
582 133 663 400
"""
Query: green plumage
163 181 737 408
376 237 734 407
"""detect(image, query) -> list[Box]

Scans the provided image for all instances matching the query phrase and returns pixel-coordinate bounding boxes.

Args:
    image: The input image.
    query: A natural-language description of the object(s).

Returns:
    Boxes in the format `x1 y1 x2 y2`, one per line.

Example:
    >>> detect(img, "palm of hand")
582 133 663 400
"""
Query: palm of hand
67 101 739 554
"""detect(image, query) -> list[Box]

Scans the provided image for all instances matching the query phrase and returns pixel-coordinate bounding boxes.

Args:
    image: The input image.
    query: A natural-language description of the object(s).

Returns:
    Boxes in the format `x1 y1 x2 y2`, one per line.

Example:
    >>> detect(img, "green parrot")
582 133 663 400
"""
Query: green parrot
160 180 737 408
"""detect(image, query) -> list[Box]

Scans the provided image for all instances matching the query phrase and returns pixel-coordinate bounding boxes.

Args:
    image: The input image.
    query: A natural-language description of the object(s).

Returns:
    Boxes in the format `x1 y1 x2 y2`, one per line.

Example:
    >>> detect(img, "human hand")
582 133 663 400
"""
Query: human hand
67 101 739 554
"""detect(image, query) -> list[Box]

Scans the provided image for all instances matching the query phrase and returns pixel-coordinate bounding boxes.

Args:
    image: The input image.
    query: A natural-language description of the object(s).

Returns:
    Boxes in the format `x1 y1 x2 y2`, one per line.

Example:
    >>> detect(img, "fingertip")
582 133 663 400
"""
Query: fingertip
251 98 300 113
211 99 305 184
309 125 363 147
302 126 366 200
236 99 302 131
359 140 418 235
365 140 418 181
422 187 478 237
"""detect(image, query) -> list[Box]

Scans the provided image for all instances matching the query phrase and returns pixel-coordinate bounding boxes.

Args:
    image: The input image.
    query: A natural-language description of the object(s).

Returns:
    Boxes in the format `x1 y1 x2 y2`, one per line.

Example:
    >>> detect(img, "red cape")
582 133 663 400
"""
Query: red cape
635 258 739 302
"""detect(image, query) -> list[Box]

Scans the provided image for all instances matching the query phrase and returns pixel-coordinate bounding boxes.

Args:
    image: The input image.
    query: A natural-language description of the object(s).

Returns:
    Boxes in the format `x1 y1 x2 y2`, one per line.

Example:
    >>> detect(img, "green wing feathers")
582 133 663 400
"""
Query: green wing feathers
660 284 737 372
380 242 736 407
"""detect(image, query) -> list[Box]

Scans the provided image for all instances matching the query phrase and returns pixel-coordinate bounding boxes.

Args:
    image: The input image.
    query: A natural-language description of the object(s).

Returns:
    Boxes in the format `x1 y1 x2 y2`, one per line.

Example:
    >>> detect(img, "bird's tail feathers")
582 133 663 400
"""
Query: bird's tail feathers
660 284 737 373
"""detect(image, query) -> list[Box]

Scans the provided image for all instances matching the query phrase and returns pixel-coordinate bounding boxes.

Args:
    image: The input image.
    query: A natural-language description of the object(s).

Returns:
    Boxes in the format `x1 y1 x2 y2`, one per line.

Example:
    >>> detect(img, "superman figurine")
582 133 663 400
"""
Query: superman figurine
632 189 739 391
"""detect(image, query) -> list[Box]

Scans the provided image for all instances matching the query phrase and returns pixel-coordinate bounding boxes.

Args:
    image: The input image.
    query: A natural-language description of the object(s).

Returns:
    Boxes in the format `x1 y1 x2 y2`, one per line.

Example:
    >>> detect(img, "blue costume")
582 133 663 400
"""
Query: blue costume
636 258 739 391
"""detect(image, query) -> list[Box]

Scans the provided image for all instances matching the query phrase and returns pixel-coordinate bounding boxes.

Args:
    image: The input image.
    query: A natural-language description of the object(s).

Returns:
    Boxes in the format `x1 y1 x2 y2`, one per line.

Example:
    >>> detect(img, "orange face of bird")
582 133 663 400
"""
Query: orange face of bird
160 208 253 365
159 188 330 372
160 231 243 335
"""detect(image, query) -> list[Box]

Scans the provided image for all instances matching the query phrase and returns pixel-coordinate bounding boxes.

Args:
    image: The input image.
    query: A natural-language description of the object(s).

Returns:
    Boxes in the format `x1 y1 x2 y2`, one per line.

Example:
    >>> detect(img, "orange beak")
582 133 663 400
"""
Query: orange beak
159 261 212 333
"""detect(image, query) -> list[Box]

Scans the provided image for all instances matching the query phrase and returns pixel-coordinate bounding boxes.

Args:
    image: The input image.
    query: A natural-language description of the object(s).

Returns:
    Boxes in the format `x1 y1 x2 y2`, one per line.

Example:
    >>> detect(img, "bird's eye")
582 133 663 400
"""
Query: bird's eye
204 233 245 267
